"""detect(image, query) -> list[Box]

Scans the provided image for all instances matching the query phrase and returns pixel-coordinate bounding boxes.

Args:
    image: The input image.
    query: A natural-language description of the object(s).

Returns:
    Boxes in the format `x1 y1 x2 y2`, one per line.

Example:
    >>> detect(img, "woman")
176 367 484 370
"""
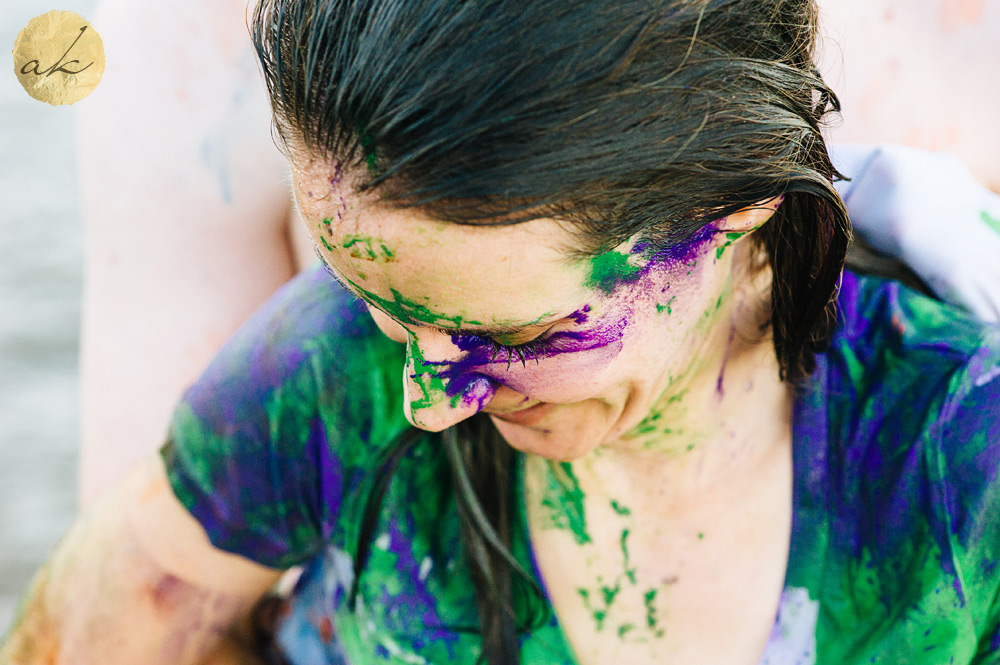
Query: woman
4 0 999 664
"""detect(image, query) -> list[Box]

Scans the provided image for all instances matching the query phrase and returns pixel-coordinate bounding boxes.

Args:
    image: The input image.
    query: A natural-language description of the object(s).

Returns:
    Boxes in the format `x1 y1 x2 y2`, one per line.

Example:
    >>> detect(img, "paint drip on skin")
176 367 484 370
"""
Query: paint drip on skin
342 234 396 262
570 497 668 641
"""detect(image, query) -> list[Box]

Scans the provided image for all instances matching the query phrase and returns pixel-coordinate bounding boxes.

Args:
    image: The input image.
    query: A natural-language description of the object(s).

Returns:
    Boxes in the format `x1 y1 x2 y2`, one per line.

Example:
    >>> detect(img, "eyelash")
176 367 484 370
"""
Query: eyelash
486 337 545 370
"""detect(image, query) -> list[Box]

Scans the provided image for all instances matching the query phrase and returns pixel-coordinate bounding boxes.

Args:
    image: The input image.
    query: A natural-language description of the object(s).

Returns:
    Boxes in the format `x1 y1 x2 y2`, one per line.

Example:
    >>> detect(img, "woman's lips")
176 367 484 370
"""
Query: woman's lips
488 401 556 427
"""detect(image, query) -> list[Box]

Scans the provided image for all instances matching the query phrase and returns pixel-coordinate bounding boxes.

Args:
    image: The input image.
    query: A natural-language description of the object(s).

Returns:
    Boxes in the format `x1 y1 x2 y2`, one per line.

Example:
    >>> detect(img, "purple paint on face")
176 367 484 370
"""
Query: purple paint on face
329 160 343 187
409 309 631 404
457 376 494 410
569 304 592 325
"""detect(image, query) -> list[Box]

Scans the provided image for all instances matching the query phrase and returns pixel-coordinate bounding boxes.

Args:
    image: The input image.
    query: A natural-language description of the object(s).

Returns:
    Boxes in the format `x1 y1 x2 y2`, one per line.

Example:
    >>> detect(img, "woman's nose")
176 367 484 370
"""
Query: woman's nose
402 331 496 432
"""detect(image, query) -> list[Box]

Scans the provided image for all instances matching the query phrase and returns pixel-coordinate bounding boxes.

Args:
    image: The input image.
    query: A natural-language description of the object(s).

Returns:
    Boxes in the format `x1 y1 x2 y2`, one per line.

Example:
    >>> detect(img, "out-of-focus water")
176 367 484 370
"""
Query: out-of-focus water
0 0 96 635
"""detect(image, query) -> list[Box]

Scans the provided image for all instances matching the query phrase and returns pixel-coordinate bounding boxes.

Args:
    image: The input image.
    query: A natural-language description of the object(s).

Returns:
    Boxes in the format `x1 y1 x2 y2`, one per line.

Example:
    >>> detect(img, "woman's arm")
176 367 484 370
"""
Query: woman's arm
0 453 283 665
77 0 312 507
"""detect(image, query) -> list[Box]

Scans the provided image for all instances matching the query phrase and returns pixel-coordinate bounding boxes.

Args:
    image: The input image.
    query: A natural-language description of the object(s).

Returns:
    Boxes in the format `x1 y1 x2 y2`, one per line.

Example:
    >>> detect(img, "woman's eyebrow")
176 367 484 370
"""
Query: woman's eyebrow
314 248 561 337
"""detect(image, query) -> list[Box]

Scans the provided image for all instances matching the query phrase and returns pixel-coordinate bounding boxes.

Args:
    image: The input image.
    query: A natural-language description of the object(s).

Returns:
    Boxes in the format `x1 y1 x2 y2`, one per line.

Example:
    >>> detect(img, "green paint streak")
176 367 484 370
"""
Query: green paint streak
617 623 635 638
337 269 483 332
321 217 333 225
981 209 1000 235
644 588 659 629
586 249 645 294
342 234 395 262
577 582 620 632
697 531 704 540
611 500 631 517
656 295 677 315
319 233 335 252
621 529 637 585
403 335 450 413
540 462 591 544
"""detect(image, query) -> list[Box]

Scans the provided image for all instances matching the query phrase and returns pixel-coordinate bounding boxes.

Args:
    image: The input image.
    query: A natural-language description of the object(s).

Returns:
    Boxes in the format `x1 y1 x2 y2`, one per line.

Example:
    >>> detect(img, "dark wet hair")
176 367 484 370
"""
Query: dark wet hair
251 1 849 662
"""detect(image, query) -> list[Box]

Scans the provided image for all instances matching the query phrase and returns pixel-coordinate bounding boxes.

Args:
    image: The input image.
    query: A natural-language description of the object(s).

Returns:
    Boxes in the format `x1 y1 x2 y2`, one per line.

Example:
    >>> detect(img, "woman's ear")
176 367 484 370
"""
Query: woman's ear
715 196 784 233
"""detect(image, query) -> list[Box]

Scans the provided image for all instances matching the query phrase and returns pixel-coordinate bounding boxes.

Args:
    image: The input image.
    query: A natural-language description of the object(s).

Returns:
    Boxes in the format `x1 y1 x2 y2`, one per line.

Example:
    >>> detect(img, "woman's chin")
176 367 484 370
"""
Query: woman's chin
488 410 601 461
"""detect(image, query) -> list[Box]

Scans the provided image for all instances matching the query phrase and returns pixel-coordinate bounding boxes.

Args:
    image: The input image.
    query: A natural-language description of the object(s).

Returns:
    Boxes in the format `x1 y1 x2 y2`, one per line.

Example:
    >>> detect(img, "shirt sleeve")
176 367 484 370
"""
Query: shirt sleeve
160 264 409 569
929 327 1000 662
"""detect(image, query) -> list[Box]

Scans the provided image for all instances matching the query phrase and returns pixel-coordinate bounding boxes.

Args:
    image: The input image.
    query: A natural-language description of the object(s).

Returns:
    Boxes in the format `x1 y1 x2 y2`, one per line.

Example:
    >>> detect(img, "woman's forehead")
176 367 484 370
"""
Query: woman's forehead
292 166 595 327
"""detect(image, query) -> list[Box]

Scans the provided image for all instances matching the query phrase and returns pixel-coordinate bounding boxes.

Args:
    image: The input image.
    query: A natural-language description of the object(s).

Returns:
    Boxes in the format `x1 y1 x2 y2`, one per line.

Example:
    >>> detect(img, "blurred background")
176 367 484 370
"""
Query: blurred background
1 0 95 632
0 0 997 640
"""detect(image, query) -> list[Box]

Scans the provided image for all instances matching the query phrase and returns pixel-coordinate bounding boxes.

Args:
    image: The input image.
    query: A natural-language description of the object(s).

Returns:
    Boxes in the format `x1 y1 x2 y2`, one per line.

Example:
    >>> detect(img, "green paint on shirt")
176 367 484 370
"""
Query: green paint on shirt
981 209 1000 235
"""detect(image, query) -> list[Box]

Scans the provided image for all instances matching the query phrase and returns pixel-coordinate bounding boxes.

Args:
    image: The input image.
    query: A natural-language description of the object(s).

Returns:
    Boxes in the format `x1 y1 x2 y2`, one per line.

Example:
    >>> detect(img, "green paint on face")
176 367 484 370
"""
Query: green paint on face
981 209 1000 235
586 249 645 294
655 295 677 315
715 230 747 259
626 386 688 441
403 335 449 413
342 234 396 263
336 269 483 332
319 233 335 252
540 462 592 545
697 531 704 540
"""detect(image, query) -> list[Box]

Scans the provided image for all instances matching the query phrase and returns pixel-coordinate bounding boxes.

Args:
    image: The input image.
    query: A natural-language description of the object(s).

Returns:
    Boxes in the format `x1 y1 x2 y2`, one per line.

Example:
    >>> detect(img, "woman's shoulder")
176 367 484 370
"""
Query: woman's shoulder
825 270 999 432
163 264 410 567
816 271 1000 637
179 262 406 428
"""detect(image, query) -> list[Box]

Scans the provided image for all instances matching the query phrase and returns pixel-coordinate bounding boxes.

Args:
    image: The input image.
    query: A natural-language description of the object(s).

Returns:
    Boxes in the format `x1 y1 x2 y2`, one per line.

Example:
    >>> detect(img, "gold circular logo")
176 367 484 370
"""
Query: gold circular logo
12 10 105 106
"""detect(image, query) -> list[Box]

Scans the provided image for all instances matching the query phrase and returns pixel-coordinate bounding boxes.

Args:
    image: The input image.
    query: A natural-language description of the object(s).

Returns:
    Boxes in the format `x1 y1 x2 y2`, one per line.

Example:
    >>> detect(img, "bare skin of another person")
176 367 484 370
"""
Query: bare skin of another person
76 0 315 507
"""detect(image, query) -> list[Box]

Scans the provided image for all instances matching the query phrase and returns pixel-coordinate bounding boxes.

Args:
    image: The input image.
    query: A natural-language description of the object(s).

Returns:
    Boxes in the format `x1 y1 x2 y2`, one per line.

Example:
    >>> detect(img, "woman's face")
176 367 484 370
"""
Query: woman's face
292 160 777 461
